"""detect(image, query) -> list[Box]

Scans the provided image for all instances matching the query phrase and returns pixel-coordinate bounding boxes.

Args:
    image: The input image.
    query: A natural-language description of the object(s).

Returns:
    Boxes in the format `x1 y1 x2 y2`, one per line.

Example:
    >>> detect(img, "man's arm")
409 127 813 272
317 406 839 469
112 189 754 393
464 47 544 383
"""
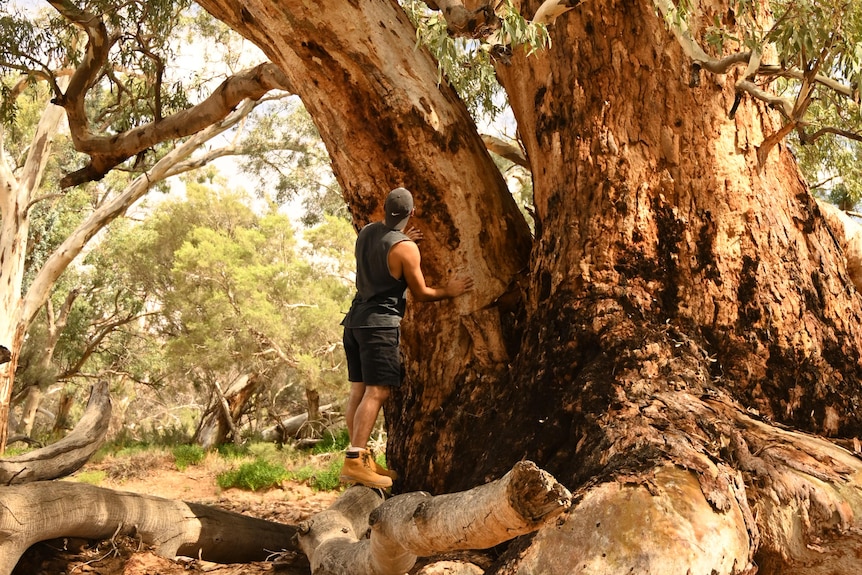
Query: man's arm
390 240 473 302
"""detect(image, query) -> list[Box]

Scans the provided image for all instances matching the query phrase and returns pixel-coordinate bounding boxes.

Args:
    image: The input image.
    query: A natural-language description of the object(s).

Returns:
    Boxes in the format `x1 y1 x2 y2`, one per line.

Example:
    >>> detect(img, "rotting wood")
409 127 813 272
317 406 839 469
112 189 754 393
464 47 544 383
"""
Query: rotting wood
297 461 571 575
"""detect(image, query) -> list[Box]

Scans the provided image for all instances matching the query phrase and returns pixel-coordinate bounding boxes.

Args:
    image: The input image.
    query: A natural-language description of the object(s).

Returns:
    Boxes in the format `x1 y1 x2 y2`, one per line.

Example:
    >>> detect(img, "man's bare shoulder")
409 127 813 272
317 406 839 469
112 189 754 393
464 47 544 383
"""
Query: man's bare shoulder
389 238 420 266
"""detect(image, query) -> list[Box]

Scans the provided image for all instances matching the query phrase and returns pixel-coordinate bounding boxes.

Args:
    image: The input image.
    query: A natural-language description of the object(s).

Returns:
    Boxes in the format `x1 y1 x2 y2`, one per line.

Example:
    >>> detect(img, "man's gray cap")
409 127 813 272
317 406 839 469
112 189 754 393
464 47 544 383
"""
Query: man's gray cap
384 187 414 230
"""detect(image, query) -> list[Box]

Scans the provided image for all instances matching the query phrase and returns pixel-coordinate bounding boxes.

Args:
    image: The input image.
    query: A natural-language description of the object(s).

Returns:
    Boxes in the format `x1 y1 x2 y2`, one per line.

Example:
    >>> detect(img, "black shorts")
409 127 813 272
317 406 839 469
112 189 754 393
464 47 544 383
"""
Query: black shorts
343 327 402 387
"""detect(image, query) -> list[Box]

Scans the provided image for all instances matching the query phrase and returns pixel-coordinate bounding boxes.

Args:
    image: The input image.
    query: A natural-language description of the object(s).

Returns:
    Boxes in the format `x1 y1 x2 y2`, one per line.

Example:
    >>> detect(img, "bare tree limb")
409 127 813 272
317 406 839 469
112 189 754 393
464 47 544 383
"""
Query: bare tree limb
481 134 528 168
298 461 571 575
800 126 862 144
0 481 301 575
58 62 294 188
0 381 110 484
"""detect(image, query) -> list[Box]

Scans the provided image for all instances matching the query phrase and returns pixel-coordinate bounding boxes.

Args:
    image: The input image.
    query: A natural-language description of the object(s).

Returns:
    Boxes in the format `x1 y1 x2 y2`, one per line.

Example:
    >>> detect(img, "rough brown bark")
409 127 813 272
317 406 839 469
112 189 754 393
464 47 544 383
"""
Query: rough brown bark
0 381 110 485
0 481 300 575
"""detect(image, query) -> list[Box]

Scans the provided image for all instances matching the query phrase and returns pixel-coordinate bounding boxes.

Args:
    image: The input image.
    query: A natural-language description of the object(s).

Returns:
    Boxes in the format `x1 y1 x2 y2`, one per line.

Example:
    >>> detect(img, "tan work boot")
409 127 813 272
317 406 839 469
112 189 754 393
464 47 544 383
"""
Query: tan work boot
367 449 399 481
340 451 392 489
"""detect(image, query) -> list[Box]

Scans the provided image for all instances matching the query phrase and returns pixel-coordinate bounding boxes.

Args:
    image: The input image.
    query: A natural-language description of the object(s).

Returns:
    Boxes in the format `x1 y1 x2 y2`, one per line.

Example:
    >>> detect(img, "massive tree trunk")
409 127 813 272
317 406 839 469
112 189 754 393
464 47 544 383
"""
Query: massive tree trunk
156 0 862 572
195 4 534 453
0 96 66 453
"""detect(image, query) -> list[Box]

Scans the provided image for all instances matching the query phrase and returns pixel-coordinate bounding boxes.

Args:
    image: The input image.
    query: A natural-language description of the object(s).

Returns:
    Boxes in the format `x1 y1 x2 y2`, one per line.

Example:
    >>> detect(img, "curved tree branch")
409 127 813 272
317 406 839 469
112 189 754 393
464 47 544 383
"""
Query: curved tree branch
58 62 294 188
0 381 110 484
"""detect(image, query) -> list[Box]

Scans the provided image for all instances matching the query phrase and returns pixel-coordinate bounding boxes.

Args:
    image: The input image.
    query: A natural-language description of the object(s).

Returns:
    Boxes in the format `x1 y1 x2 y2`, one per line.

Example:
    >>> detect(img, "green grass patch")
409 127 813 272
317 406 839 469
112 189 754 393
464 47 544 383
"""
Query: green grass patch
216 442 251 459
73 470 106 485
172 444 206 471
287 457 344 491
217 459 290 491
310 428 350 455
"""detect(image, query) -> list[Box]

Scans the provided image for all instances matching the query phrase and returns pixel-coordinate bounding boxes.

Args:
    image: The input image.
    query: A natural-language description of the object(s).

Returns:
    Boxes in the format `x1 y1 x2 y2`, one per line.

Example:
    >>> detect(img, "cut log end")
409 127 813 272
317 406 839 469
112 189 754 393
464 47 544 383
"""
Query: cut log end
506 461 572 524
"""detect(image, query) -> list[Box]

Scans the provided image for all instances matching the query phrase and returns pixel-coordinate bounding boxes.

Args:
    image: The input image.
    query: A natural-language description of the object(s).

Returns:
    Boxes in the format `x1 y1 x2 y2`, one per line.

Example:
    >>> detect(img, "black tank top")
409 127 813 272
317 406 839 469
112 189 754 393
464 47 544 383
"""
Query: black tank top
342 222 410 328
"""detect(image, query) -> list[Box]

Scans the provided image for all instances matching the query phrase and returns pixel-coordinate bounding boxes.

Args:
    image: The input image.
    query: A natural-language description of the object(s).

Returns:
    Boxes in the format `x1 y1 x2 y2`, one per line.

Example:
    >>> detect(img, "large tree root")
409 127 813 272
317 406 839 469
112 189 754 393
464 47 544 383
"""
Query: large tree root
0 381 110 484
0 481 299 575
495 393 862 575
297 461 571 575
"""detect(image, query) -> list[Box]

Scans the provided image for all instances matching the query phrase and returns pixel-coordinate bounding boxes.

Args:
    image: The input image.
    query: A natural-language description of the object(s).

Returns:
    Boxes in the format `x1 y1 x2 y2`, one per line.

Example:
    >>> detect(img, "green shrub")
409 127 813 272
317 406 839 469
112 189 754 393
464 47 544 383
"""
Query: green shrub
101 423 193 455
248 441 281 460
217 459 289 491
172 444 206 471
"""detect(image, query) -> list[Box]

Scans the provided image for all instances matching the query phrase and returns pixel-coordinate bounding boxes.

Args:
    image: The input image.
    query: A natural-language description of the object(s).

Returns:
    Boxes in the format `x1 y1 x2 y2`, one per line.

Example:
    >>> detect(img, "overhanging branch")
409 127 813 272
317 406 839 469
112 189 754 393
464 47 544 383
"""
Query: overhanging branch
58 63 294 188
653 0 860 161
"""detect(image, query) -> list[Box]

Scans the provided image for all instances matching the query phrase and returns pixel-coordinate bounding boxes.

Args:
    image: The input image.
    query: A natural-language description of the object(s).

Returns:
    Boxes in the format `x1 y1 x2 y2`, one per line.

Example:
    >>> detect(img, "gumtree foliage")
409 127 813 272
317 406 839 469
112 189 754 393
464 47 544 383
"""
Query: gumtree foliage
236 99 346 227
123 182 352 405
400 0 549 119
0 0 293 189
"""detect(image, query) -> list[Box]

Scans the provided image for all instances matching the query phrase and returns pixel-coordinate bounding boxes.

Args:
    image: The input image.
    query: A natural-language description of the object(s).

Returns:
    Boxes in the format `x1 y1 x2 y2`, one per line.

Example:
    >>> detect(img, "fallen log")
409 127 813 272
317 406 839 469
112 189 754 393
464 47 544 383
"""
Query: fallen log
297 460 571 575
0 481 300 575
260 403 337 442
0 381 110 484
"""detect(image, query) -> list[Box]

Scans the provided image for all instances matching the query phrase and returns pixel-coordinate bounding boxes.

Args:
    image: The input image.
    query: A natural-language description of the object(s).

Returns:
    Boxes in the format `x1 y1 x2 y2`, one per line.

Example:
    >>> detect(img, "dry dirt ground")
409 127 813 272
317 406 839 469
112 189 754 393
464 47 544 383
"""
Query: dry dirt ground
11 451 339 575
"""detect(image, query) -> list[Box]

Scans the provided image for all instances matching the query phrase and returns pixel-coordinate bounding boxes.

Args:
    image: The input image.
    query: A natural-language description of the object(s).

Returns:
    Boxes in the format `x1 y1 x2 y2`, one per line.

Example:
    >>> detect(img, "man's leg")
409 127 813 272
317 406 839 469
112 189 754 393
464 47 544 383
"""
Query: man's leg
345 381 366 447
340 327 397 487
341 383 393 488
349 384 390 449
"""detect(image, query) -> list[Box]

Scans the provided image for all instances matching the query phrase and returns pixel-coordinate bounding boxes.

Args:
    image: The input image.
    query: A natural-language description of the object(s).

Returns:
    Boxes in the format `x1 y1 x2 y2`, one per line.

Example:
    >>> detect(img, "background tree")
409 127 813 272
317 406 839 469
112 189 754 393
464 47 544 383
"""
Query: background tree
102 182 353 448
0 0 297 451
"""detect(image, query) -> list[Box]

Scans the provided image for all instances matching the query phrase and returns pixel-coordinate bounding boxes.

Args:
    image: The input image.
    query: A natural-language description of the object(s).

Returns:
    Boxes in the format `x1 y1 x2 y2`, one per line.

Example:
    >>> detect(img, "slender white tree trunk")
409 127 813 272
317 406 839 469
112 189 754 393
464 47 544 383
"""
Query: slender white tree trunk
0 94 67 452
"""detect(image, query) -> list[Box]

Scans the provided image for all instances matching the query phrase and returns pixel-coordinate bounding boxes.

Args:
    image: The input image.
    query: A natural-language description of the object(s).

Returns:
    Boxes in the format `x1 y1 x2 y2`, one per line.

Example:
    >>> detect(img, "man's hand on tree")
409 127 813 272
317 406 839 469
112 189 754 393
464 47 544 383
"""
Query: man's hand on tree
405 227 424 242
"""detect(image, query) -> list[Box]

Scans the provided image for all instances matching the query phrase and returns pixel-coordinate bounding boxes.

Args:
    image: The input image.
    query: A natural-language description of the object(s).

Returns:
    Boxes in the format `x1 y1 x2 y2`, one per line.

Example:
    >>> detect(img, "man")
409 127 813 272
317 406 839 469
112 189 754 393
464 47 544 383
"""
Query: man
340 187 473 488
